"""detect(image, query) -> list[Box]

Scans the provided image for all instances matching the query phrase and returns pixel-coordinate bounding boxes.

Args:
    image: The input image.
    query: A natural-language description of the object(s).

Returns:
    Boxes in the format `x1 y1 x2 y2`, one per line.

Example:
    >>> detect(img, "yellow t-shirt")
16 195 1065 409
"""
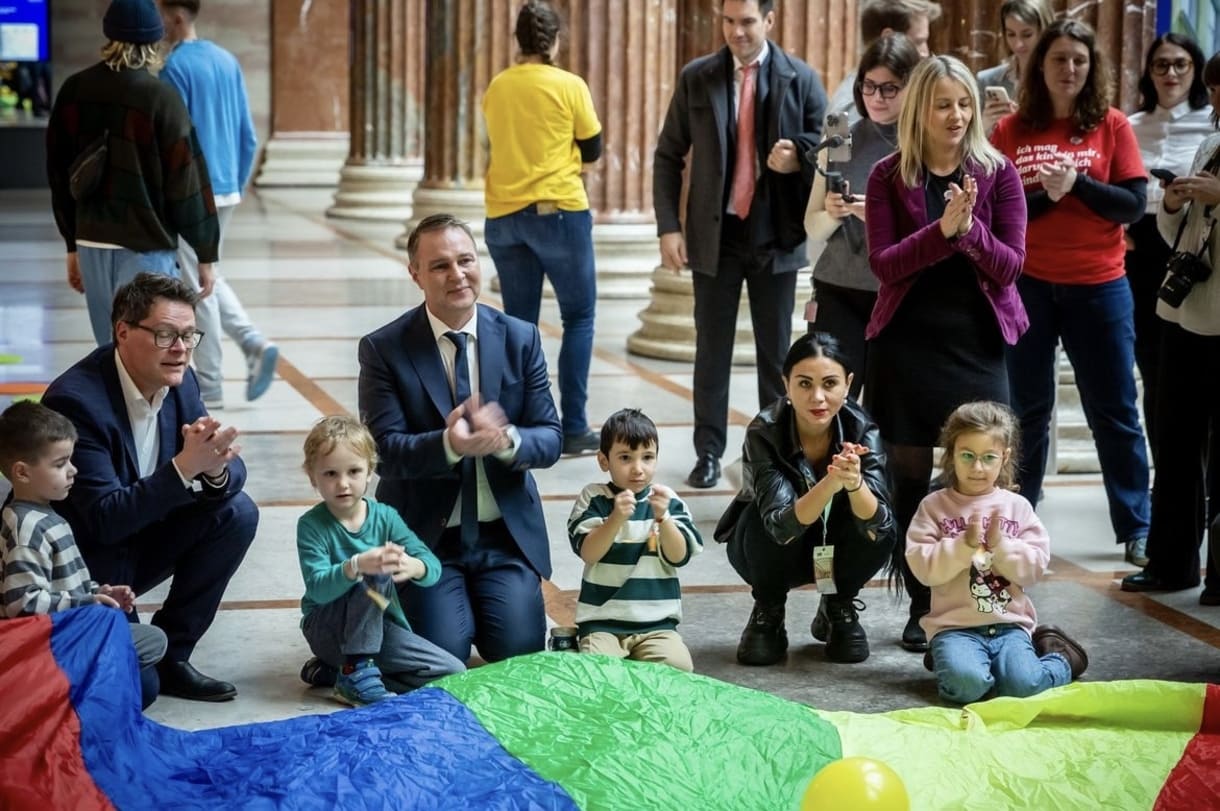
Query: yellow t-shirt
482 63 602 218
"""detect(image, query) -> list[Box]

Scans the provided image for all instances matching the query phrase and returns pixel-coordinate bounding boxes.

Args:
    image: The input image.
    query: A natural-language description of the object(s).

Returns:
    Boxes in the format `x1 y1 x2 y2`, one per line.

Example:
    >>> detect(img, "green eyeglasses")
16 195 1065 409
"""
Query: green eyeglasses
957 450 1003 468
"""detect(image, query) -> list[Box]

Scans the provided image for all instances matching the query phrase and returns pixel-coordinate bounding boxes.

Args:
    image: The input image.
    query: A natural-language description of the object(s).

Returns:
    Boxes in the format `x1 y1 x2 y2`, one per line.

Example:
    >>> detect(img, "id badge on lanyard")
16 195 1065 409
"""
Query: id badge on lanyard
813 500 836 595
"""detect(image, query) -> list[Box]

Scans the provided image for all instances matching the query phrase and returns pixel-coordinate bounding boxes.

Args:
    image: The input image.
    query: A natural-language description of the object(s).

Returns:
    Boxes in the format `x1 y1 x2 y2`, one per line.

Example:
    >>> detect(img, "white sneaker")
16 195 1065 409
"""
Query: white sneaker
246 343 279 401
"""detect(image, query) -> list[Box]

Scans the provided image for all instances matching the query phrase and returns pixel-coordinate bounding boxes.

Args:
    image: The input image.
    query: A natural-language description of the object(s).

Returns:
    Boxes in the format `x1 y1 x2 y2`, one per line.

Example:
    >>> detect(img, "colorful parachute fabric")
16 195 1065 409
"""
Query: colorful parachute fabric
1 605 1217 809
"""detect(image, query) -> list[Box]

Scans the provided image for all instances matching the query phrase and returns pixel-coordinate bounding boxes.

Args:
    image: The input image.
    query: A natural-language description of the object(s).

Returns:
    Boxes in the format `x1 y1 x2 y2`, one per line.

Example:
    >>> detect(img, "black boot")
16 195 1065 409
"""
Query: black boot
810 596 829 642
824 596 869 663
736 602 788 666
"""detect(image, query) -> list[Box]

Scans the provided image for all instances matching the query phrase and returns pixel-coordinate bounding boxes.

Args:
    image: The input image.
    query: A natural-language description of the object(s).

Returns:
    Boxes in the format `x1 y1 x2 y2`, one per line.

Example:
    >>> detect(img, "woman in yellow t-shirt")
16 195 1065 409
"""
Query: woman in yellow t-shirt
482 0 603 456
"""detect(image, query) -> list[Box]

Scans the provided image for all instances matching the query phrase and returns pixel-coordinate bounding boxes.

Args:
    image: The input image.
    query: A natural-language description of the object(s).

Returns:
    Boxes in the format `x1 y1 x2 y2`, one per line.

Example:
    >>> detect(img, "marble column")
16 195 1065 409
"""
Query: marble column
255 0 350 187
627 3 848 361
394 0 516 247
328 0 425 221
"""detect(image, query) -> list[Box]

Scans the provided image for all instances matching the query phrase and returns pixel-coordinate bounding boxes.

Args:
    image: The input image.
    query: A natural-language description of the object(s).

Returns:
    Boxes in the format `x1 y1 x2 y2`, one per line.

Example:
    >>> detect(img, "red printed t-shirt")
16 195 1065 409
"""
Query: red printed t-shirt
992 108 1145 285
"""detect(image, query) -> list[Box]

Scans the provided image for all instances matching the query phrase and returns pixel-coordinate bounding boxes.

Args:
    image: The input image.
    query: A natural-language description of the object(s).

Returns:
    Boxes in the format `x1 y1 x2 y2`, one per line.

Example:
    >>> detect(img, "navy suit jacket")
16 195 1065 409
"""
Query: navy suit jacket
41 346 249 552
357 304 562 578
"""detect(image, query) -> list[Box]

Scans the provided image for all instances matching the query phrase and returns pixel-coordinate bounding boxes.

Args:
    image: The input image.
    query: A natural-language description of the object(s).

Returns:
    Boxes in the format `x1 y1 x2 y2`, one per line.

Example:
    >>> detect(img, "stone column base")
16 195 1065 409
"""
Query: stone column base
254 134 350 188
327 161 424 221
394 186 487 249
627 267 809 363
591 221 661 299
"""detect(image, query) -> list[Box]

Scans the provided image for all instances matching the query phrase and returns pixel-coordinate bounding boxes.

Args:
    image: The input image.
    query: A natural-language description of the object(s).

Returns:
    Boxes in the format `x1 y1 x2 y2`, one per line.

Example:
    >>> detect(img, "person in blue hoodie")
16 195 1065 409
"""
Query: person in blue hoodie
159 0 278 409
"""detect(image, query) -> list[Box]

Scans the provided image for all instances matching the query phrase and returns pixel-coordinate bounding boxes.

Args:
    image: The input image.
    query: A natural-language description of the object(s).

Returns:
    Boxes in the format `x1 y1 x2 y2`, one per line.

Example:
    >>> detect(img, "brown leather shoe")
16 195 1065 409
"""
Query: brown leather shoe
1032 625 1088 680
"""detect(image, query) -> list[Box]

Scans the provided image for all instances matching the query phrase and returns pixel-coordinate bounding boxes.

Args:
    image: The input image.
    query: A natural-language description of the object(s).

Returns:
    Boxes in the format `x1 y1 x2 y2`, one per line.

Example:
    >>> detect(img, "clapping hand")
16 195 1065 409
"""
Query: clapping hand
447 394 512 457
647 483 676 520
827 441 869 493
177 415 241 479
357 542 408 576
940 176 976 239
1039 154 1078 202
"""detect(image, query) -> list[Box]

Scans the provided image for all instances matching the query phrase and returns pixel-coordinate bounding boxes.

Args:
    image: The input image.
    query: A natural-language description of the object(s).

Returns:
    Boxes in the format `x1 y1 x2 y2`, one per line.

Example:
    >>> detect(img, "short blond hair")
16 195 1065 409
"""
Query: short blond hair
302 415 379 475
100 40 163 72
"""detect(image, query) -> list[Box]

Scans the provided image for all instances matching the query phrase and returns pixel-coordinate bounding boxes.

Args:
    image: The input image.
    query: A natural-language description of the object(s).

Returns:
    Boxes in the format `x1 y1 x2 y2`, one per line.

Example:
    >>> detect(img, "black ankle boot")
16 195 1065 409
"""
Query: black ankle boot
736 602 788 666
810 596 829 642
824 596 869 663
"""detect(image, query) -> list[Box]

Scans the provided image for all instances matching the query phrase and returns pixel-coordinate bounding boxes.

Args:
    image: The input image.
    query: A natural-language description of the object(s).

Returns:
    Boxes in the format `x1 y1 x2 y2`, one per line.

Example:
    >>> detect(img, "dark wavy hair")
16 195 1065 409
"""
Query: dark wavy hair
515 0 561 65
1136 32 1208 113
1018 19 1111 133
852 32 922 119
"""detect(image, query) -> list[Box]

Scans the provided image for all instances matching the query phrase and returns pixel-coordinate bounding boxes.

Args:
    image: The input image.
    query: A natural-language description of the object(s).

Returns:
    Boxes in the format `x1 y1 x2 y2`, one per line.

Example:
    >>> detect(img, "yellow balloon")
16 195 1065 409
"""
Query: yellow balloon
800 757 910 811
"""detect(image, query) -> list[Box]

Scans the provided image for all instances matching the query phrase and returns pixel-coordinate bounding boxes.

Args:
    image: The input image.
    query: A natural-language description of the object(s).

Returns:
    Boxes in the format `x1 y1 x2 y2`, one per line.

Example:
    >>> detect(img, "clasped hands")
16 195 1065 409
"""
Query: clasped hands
827 441 870 493
964 509 1004 550
176 415 240 480
352 542 425 583
939 174 978 239
1039 154 1078 202
447 394 511 458
93 584 136 612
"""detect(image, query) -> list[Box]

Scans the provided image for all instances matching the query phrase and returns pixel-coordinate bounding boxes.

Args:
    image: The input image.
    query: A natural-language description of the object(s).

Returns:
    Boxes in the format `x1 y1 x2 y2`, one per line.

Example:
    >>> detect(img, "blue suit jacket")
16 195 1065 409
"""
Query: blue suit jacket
41 346 249 551
357 304 562 578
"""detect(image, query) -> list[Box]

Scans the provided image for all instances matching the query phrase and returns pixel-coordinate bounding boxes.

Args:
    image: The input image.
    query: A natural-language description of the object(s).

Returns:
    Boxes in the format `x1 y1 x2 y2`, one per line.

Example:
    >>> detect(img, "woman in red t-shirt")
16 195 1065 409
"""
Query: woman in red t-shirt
991 19 1151 567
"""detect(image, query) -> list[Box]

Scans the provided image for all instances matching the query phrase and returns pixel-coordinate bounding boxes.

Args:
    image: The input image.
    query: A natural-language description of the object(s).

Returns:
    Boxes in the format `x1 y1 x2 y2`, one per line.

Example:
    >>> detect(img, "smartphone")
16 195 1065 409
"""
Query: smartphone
984 86 1011 106
824 112 851 163
1150 168 1178 184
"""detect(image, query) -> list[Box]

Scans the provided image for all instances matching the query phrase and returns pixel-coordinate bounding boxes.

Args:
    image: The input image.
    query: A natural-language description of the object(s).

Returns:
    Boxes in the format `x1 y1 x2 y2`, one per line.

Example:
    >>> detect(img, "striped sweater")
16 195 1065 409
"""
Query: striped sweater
1 501 95 617
567 483 702 636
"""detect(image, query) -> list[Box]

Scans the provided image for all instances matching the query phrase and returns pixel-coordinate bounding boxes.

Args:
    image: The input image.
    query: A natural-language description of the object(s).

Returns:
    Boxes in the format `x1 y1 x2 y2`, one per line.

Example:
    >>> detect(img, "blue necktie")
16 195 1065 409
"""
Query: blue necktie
446 331 479 546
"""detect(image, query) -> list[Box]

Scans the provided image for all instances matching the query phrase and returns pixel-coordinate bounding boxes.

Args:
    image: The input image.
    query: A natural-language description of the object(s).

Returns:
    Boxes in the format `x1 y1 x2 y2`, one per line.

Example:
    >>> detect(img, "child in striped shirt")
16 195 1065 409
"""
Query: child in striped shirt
0 400 167 708
567 408 703 671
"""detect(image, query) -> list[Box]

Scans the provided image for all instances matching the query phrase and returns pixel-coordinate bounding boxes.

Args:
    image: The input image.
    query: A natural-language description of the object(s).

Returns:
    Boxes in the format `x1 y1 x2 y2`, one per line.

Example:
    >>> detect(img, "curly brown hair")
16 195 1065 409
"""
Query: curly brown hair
515 1 561 65
1018 19 1111 133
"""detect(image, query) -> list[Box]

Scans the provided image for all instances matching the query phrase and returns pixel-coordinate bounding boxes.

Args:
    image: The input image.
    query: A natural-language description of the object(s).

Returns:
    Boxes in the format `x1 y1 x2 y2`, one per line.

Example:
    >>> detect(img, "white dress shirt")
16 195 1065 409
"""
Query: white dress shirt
114 349 169 479
423 306 520 528
1129 101 1215 213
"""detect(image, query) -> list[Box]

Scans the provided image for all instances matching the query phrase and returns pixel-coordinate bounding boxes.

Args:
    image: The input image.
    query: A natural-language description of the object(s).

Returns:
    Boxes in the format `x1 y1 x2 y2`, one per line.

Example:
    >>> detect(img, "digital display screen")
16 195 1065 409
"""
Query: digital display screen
0 0 49 62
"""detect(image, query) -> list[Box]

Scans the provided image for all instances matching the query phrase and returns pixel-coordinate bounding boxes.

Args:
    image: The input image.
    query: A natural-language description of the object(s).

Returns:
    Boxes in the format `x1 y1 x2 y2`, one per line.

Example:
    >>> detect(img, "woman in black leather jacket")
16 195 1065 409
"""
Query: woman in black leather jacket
716 332 895 665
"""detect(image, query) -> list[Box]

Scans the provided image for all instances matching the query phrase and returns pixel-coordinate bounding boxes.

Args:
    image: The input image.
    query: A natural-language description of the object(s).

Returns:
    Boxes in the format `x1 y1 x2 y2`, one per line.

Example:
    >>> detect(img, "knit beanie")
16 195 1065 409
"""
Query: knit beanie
102 0 164 45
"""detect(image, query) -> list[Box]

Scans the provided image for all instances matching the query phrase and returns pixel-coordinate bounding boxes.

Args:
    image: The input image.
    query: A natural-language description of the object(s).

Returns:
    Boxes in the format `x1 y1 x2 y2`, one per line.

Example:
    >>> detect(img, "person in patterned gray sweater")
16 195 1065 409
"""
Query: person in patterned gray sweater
0 401 166 709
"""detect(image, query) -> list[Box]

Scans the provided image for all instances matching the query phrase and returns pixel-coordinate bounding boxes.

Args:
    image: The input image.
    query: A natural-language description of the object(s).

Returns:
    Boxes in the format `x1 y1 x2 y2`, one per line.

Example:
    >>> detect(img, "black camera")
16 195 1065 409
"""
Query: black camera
1158 250 1213 307
826 171 855 203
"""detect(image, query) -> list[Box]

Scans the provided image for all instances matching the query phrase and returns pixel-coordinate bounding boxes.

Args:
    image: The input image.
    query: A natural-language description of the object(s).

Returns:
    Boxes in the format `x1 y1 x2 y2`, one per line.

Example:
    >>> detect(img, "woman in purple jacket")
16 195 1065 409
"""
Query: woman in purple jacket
863 55 1028 653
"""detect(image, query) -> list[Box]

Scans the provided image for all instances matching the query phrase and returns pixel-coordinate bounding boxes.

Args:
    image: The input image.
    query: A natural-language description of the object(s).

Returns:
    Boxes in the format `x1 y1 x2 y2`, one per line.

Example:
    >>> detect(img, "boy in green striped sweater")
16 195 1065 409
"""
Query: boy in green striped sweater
567 409 703 671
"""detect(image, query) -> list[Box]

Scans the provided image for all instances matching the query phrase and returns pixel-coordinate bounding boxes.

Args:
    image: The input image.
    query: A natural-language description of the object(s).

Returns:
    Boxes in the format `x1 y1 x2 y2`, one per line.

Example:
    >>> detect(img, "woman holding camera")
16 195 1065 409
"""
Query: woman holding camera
804 33 921 398
1126 33 1212 461
977 0 1054 134
1121 52 1220 603
864 55 1027 651
991 20 1151 567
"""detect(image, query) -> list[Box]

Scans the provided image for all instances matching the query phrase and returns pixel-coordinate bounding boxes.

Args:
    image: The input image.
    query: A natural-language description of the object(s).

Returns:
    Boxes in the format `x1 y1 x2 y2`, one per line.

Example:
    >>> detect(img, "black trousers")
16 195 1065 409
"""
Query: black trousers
808 280 877 400
1145 323 1220 588
691 217 796 459
1125 213 1170 459
726 503 894 605
81 492 259 661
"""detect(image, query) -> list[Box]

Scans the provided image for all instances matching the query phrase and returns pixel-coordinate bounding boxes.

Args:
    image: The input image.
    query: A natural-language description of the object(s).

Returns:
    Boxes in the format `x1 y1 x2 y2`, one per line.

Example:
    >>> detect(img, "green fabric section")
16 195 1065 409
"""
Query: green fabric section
822 680 1204 810
440 653 841 811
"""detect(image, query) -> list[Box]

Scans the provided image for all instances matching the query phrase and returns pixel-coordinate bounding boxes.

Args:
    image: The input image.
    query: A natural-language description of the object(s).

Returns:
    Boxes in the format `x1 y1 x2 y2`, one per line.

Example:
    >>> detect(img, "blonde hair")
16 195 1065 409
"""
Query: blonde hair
100 40 163 72
896 55 1005 188
302 415 379 475
937 401 1020 492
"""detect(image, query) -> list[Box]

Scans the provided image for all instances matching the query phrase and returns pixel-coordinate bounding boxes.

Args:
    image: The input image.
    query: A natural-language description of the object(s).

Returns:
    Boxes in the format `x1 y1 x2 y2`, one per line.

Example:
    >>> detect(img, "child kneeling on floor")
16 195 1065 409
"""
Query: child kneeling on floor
567 408 703 671
0 401 167 709
296 415 464 707
905 401 1087 704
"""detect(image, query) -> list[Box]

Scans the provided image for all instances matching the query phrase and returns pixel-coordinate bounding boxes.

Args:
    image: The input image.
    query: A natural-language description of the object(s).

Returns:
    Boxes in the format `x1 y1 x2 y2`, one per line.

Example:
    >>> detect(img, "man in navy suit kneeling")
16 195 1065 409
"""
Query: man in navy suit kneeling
358 214 562 664
43 272 258 701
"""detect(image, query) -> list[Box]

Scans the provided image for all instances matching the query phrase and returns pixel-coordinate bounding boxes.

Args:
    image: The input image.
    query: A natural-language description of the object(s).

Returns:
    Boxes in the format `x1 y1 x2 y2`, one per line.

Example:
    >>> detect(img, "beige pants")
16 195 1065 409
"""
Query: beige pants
578 630 693 672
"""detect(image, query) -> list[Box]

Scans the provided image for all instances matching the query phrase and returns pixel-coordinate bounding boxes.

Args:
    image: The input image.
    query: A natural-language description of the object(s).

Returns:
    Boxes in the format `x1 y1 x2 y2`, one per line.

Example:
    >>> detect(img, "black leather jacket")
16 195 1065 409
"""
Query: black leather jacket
715 397 894 550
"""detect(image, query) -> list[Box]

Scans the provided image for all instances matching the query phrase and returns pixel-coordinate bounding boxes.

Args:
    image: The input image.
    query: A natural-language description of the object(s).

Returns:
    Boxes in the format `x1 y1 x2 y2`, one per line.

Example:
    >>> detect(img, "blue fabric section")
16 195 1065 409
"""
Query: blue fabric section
49 607 576 809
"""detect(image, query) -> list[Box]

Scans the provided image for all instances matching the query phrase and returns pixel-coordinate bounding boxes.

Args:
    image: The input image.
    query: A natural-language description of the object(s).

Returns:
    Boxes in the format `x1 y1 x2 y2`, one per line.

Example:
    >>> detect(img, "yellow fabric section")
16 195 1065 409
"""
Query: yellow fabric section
821 680 1204 809
482 63 601 218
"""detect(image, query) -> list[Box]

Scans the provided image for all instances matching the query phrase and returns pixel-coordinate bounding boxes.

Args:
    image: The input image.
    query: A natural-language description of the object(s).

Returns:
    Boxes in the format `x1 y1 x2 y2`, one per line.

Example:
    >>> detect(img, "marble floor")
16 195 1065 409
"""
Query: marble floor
1 187 1216 733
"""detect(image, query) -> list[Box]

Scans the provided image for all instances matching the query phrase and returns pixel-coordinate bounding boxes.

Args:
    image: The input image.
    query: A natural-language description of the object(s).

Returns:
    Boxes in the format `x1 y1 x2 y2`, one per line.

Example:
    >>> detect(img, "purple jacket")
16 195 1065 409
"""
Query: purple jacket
864 153 1029 345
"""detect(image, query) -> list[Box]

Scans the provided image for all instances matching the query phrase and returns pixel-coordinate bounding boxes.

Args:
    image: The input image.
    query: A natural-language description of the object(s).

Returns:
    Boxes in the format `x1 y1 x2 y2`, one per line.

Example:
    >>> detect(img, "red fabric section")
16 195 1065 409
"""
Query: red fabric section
0 615 112 811
1155 683 1220 810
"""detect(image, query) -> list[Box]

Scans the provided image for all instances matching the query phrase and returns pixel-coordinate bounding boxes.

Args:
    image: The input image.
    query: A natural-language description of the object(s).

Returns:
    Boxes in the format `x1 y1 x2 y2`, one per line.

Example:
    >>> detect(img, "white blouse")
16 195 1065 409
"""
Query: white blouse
1129 101 1214 213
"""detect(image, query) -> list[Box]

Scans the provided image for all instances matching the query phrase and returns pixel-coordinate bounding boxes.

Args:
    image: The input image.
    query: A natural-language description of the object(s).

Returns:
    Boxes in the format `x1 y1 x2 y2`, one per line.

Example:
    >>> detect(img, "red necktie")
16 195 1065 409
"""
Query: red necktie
732 62 758 219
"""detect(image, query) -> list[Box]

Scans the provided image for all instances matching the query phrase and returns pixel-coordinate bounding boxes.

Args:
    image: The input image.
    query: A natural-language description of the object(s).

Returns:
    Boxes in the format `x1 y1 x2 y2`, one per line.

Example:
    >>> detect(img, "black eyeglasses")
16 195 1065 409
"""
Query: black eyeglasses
1151 58 1193 76
128 322 204 348
859 79 904 99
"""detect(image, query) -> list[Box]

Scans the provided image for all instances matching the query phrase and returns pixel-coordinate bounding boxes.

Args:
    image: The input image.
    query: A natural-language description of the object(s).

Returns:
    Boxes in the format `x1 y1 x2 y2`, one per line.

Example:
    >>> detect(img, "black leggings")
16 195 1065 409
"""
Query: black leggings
887 443 933 616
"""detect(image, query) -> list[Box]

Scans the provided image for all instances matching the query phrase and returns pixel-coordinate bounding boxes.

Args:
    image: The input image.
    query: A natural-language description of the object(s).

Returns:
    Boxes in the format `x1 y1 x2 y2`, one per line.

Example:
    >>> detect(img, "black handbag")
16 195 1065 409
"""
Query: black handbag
68 129 109 201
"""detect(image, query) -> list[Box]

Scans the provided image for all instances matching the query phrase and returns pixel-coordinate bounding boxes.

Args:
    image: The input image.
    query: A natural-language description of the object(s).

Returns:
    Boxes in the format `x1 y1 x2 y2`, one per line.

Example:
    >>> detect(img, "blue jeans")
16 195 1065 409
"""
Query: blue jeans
930 624 1071 704
485 206 596 436
1006 276 1150 543
77 246 178 346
